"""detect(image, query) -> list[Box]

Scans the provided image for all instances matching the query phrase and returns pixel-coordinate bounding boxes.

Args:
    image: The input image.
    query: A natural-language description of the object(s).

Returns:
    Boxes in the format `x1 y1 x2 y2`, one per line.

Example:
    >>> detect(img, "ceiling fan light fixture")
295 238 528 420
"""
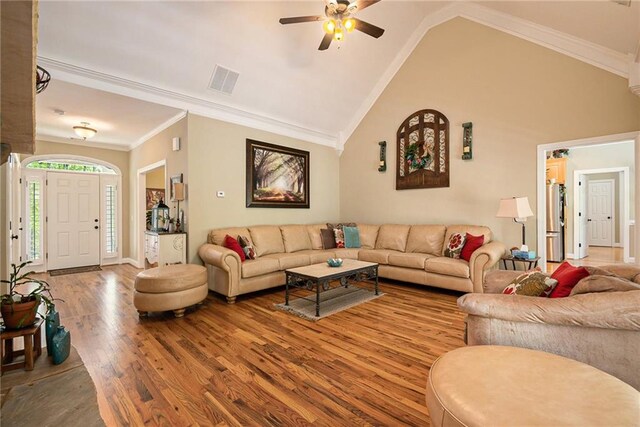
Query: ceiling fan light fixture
343 18 355 32
323 19 336 34
334 27 345 41
73 122 97 140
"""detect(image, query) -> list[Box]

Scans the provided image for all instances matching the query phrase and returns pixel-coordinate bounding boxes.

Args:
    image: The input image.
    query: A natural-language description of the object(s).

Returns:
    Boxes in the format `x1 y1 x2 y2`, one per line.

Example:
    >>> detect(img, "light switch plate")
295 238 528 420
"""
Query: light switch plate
216 191 225 198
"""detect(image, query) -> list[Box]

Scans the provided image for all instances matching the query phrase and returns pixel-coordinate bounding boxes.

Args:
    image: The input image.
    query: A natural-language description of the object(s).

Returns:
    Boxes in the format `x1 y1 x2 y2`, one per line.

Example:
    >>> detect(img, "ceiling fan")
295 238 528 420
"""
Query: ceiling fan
279 0 385 51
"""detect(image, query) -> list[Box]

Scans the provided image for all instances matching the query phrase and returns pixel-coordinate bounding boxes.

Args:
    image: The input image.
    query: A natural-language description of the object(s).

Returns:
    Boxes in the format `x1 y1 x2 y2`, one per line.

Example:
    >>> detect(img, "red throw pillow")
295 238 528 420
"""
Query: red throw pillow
461 233 485 262
223 235 246 262
548 261 589 298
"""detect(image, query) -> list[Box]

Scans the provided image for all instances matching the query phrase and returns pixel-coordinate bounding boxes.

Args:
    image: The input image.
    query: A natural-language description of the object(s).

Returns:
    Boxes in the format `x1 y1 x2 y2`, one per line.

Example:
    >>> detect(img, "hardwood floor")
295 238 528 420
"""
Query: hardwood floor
37 265 465 426
548 246 626 273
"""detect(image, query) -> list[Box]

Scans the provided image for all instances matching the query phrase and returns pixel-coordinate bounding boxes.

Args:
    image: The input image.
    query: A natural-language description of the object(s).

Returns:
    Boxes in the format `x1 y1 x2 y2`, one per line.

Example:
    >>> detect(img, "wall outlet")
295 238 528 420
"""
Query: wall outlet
216 191 225 198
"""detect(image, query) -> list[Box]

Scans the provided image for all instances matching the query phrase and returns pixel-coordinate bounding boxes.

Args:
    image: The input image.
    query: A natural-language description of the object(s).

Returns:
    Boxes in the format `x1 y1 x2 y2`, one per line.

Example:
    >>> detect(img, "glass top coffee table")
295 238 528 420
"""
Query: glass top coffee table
284 259 379 318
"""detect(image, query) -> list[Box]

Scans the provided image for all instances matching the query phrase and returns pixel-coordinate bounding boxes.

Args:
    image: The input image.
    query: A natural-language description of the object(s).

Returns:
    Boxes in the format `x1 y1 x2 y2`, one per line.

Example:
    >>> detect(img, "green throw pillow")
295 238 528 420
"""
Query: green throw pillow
343 226 361 248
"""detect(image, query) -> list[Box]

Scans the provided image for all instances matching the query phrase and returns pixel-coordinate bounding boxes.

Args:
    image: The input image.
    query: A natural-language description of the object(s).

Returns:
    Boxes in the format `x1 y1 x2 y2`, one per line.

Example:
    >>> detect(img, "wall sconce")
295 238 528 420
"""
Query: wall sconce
462 122 472 160
378 141 387 172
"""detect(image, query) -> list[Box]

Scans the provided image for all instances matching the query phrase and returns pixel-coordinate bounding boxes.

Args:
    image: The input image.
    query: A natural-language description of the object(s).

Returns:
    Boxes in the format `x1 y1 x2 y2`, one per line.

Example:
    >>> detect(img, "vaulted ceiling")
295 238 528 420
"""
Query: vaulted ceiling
36 1 640 149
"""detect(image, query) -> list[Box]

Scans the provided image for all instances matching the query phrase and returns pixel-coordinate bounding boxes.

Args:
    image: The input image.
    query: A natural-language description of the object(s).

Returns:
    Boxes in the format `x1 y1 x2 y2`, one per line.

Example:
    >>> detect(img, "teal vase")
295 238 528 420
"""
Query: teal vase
51 326 71 365
45 307 60 356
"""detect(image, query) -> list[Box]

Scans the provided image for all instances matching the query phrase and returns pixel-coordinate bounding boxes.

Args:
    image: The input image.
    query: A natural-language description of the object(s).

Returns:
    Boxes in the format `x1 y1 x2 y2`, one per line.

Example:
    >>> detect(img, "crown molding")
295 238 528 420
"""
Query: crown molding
339 2 630 147
37 56 339 149
36 134 131 151
130 110 187 150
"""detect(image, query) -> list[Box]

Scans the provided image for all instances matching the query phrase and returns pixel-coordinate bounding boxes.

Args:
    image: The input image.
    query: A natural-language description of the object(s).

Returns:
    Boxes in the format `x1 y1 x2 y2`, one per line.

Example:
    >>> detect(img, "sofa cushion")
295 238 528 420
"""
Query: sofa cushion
444 233 466 259
306 224 325 250
359 249 401 265
570 275 640 295
343 226 361 248
241 258 281 279
405 225 446 256
461 233 485 262
425 257 470 279
388 253 434 269
443 225 492 255
263 253 310 270
209 227 252 246
375 224 411 252
280 225 312 253
357 224 380 249
320 228 337 249
549 262 590 298
297 250 336 264
333 228 346 248
502 270 558 297
249 226 285 257
223 235 246 262
334 248 360 260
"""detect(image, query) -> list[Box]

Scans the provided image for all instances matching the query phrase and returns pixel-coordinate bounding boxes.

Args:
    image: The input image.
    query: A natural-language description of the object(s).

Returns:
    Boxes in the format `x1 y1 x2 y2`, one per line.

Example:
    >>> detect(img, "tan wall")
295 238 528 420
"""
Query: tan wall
564 142 635 251
129 117 188 263
340 18 640 251
145 167 165 190
22 140 131 257
187 114 340 264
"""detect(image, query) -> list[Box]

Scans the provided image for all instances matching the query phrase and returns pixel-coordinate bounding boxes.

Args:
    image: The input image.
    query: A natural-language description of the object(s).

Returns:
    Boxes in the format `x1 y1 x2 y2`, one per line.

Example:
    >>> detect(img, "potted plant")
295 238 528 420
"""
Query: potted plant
1 261 57 329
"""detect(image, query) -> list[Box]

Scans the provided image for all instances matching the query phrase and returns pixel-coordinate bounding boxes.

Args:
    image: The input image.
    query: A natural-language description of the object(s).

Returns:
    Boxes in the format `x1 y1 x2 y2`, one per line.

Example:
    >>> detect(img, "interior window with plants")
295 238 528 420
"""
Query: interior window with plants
396 109 450 190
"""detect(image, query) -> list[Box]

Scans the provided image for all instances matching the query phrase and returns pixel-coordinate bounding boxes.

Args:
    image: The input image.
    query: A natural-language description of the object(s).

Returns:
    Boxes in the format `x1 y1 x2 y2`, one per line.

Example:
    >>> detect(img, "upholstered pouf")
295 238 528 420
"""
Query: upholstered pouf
134 264 208 318
426 346 639 427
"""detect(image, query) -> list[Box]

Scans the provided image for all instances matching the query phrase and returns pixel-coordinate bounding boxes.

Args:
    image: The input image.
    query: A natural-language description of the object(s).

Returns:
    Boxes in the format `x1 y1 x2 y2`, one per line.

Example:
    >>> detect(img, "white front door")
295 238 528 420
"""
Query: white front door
588 179 614 247
47 172 101 270
8 154 22 267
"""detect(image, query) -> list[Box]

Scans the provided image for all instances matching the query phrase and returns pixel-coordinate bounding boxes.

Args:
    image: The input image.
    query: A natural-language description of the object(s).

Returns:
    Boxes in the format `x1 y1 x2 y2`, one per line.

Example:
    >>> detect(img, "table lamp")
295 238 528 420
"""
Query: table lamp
496 196 534 251
173 182 185 232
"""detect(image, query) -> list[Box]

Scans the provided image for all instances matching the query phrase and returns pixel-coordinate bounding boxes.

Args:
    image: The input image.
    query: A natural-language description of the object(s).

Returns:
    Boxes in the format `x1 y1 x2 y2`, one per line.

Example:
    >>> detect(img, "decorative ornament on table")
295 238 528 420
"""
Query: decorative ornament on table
461 122 472 160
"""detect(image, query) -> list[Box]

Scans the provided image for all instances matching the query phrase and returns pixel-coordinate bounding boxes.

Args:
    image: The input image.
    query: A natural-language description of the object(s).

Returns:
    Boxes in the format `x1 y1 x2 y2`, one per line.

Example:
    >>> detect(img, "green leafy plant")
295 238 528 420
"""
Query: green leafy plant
1 261 59 320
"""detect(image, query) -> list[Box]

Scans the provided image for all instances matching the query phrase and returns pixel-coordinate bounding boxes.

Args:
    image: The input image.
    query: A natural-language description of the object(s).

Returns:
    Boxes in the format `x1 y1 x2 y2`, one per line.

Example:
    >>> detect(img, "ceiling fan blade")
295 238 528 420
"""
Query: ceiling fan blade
279 16 324 25
318 33 333 51
354 0 381 12
353 18 384 38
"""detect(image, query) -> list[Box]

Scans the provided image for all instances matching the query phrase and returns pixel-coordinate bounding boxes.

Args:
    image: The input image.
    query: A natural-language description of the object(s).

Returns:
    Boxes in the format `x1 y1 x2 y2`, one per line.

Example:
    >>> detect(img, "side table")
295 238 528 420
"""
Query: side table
1 318 43 374
501 256 540 271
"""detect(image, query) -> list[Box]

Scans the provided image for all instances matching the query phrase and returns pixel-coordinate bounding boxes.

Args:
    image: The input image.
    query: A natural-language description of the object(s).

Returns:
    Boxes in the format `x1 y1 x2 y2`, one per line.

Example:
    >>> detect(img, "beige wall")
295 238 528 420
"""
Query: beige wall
340 18 640 251
563 141 635 251
145 167 165 190
22 140 131 257
187 114 340 264
129 117 188 264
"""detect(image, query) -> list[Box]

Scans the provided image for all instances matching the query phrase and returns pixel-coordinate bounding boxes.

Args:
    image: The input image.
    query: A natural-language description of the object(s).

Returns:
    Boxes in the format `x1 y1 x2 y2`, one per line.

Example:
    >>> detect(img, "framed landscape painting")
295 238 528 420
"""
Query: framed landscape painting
246 139 310 208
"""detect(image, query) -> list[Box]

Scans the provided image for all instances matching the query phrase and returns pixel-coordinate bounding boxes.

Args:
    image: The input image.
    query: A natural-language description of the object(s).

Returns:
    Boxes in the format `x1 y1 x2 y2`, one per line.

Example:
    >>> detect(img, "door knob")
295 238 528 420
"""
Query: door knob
94 226 99 230
587 219 592 222
607 216 611 220
94 219 99 222
11 234 18 240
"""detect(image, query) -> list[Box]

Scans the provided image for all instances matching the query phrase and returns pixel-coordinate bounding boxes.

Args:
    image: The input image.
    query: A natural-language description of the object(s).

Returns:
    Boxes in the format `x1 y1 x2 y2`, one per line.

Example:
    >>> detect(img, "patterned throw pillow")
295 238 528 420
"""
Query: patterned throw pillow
503 270 558 297
237 235 257 260
444 233 466 259
333 228 346 248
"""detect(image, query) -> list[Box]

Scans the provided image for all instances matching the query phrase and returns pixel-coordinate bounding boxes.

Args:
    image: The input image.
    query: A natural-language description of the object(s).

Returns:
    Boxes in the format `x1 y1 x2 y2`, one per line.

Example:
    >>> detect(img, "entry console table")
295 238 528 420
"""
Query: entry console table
144 231 187 268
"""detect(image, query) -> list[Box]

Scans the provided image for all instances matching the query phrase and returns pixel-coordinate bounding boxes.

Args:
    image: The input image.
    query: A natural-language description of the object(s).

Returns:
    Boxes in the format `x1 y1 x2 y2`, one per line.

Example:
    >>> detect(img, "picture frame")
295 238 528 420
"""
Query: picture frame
246 139 310 208
169 173 183 201
145 188 165 210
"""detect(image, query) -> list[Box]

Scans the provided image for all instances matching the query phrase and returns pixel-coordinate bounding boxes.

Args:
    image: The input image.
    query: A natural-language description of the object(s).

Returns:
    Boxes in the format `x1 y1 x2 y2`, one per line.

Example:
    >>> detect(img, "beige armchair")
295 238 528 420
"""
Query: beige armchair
458 266 640 390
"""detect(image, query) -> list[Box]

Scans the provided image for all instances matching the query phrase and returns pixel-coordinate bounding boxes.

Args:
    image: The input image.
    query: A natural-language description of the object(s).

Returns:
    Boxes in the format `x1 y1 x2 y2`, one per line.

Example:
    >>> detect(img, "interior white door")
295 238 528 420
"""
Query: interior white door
576 175 589 259
587 179 614 247
47 172 101 270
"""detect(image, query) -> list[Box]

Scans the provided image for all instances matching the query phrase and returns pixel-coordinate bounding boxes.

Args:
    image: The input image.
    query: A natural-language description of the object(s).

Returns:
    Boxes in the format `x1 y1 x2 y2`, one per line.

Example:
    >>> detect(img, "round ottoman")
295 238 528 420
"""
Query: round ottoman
134 264 208 318
426 346 639 427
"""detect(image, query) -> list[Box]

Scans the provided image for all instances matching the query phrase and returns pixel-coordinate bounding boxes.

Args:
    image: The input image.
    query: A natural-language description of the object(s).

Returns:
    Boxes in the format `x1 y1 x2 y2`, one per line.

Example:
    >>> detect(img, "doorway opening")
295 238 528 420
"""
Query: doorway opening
135 160 166 268
16 155 122 272
537 132 639 271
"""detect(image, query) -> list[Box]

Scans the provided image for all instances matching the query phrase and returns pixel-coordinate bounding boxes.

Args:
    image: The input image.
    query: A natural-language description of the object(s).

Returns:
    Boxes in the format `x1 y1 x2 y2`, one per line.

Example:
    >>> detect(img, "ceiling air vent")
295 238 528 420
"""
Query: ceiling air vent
209 65 239 95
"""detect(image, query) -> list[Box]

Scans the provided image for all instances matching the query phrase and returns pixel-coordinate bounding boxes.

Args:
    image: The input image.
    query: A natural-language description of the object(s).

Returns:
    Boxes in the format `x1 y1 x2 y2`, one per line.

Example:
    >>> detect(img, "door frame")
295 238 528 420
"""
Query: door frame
576 174 621 251
536 131 640 269
135 160 167 268
19 154 123 272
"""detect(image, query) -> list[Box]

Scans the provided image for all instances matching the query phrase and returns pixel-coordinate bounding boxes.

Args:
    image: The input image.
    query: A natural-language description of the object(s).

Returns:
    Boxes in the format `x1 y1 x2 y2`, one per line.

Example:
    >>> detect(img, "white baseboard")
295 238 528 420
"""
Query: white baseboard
566 253 574 259
613 243 623 248
121 257 142 268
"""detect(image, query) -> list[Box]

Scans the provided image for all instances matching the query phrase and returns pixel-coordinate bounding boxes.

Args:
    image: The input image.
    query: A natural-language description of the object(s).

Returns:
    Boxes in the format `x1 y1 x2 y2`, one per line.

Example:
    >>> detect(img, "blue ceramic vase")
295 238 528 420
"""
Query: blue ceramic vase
45 307 60 356
51 326 71 365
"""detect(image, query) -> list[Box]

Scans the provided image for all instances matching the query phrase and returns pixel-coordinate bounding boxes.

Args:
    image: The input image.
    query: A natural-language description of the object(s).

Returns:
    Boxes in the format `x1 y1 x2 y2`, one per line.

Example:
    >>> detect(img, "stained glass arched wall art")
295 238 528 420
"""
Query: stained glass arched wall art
396 109 449 190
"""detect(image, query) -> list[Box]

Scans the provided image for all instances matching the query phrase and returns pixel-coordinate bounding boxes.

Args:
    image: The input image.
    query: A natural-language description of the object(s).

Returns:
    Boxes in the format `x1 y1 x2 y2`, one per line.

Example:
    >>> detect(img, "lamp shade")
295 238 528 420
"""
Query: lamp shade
173 182 185 201
496 197 533 219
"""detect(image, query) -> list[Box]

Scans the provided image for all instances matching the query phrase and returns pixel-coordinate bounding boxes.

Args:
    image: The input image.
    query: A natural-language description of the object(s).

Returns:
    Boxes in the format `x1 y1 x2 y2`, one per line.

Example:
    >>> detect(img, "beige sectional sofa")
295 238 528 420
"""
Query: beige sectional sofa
198 223 506 303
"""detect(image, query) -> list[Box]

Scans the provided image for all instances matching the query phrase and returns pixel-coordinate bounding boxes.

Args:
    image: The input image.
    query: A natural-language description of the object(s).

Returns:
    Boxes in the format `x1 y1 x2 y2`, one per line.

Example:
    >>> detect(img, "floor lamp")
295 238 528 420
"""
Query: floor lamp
497 196 534 251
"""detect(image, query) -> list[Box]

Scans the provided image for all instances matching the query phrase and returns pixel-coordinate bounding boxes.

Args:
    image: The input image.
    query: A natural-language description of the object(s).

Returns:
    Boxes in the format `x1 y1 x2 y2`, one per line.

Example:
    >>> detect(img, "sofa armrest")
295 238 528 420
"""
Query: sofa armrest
457 291 640 331
198 243 241 271
469 241 507 293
